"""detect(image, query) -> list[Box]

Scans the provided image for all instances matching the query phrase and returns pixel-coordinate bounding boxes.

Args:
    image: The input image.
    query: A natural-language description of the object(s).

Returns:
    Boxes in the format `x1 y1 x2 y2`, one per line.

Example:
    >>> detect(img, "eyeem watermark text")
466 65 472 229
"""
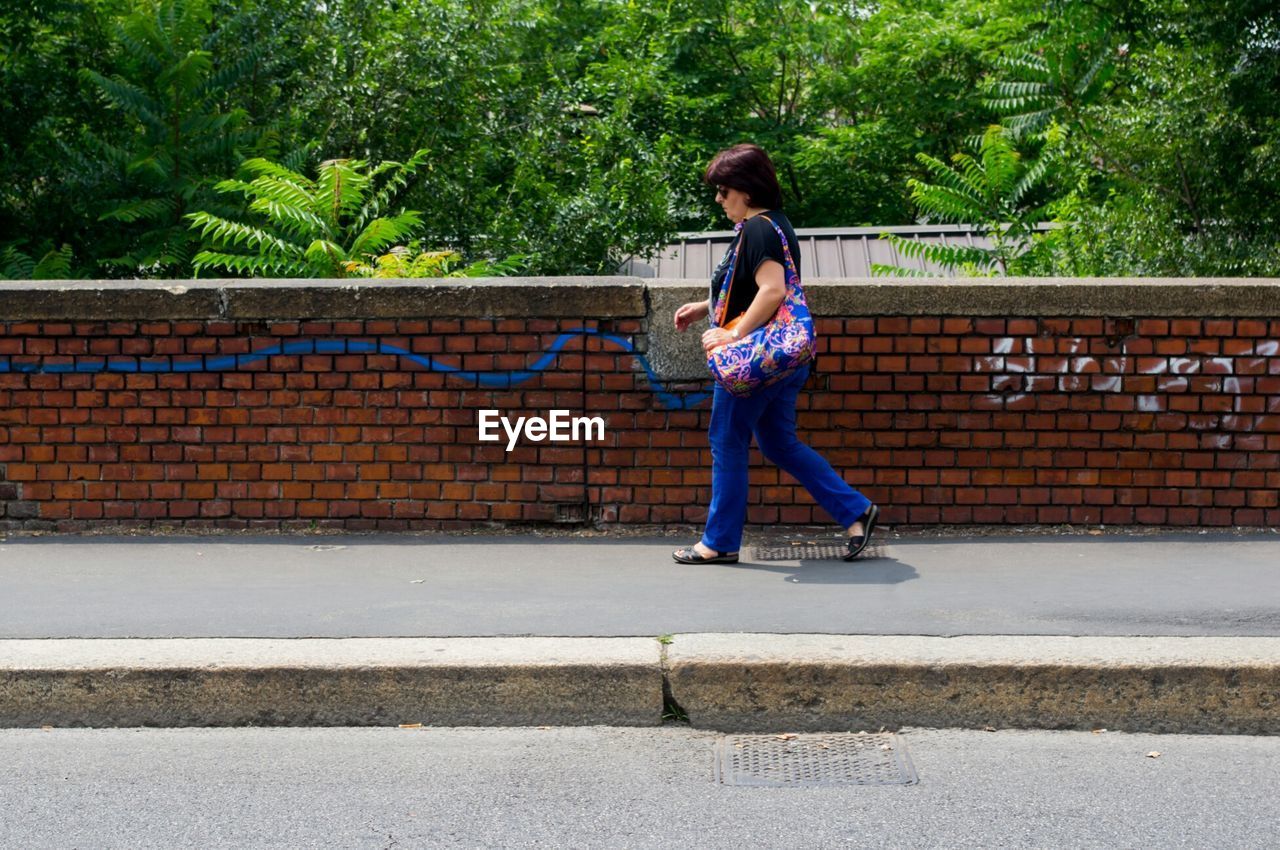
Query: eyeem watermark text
478 409 606 451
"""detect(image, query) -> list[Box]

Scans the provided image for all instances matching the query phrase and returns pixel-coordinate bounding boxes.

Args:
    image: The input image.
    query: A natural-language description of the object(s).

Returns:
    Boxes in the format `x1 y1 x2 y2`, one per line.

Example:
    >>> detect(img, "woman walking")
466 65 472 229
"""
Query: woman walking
672 143 878 564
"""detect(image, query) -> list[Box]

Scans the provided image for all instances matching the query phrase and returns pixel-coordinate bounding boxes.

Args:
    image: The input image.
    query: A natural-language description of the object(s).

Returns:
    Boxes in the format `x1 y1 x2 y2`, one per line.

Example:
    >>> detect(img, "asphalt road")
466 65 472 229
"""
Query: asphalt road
2 532 1279 637
3 726 1278 849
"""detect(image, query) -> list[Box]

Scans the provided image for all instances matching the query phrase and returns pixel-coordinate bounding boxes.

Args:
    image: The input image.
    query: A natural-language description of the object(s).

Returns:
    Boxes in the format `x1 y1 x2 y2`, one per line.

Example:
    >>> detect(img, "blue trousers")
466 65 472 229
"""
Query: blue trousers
702 365 872 554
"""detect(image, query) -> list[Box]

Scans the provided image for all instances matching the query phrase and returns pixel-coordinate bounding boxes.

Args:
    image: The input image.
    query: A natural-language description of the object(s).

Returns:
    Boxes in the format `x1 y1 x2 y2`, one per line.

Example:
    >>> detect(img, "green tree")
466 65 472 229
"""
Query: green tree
991 0 1280 275
7 0 1276 279
875 125 1058 275
77 0 262 275
782 0 1026 227
982 1 1119 142
1 0 127 275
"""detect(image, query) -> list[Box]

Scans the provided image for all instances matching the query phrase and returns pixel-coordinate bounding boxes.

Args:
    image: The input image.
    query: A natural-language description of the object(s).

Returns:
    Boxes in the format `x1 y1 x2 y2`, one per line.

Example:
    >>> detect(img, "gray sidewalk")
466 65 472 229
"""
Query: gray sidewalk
2 530 1278 638
2 529 1279 733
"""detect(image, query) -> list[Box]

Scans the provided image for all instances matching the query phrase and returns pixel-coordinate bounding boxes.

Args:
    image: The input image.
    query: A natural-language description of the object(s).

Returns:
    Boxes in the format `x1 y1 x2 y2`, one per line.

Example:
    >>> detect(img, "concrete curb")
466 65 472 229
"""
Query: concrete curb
0 638 663 728
3 635 1278 733
667 635 1280 735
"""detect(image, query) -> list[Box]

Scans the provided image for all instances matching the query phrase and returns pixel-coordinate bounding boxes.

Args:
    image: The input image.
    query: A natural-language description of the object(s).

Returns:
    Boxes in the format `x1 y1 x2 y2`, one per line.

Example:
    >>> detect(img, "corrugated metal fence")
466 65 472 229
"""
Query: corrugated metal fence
621 223 1052 278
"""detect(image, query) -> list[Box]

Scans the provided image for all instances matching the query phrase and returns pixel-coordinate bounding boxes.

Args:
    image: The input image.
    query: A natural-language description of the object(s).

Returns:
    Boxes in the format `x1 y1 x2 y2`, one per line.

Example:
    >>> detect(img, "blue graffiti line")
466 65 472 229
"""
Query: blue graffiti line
0 328 712 410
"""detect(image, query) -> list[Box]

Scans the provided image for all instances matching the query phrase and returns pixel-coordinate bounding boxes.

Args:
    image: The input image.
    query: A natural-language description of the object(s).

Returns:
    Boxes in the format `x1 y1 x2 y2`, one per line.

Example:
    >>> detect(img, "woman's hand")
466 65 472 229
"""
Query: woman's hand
701 327 736 353
674 300 710 332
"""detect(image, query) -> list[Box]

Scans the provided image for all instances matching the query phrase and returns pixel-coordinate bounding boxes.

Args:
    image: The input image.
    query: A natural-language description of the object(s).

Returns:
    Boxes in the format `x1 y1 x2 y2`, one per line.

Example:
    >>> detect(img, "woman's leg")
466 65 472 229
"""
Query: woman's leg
753 368 872 529
701 382 770 555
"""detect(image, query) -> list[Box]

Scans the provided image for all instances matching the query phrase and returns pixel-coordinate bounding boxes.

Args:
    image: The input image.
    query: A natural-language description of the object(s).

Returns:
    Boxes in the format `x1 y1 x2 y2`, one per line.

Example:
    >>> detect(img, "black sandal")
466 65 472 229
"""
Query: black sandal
672 546 740 565
843 504 880 561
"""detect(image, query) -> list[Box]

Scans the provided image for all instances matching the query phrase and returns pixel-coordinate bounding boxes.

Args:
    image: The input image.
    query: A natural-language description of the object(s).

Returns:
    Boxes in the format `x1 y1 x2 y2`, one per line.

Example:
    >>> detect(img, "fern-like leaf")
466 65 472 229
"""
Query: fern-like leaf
908 182 986 223
126 155 172 184
304 239 347 274
238 157 315 189
79 70 165 131
994 53 1050 80
355 148 432 231
99 198 176 224
243 176 317 212
1075 49 1115 101
160 49 213 96
953 152 995 205
197 47 261 97
985 80 1051 99
1002 109 1057 137
185 211 302 259
179 112 232 139
1011 153 1054 207
113 26 167 77
32 245 75 279
463 254 528 277
888 235 994 270
349 212 424 258
315 159 370 229
870 262 932 278
281 144 316 175
192 250 309 278
916 152 985 204
246 199 327 241
1 246 36 280
980 129 1020 199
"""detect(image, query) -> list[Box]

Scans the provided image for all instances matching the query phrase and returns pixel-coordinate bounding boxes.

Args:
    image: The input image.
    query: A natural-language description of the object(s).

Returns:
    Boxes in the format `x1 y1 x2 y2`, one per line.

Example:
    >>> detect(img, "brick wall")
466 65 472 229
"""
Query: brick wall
1 280 1279 531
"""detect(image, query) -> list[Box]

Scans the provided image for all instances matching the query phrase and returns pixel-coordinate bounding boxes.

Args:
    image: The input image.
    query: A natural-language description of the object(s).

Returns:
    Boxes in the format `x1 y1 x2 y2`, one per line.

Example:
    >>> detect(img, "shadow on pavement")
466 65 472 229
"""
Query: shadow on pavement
715 549 919 586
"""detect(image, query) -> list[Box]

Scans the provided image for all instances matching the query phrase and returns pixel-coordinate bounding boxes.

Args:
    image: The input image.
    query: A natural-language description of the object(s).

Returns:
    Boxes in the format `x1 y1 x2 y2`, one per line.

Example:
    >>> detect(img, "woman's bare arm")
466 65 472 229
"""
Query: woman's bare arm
701 259 785 351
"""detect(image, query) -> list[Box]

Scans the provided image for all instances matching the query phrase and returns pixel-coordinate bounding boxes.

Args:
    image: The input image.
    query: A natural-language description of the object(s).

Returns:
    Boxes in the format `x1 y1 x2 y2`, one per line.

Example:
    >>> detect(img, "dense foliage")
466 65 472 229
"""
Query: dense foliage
2 0 1277 278
189 151 431 277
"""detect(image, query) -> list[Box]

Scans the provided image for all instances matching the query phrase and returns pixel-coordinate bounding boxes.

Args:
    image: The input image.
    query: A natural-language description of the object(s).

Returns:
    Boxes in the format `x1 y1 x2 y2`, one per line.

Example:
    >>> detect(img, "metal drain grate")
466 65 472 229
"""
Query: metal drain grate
715 733 918 787
751 541 887 561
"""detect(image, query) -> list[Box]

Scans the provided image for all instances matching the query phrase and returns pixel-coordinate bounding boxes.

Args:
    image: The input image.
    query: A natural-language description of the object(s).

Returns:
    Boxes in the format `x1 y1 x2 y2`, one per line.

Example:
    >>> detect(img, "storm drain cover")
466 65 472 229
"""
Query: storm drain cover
750 541 887 561
715 733 917 787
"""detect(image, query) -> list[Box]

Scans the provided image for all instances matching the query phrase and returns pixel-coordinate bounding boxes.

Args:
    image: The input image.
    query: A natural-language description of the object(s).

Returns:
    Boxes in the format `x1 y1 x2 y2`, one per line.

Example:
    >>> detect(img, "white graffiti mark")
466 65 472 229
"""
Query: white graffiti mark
1092 375 1123 393
1171 358 1203 375
981 334 1279 431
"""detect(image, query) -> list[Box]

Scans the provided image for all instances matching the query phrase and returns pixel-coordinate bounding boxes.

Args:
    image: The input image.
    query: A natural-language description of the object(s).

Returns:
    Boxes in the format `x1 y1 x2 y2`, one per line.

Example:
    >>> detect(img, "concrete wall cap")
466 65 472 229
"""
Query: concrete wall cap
1 277 1277 321
0 277 647 320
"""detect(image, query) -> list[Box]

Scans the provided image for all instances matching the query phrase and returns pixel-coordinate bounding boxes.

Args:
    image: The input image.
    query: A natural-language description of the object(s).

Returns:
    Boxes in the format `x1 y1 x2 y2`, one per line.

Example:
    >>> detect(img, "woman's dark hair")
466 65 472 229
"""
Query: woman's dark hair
703 144 784 210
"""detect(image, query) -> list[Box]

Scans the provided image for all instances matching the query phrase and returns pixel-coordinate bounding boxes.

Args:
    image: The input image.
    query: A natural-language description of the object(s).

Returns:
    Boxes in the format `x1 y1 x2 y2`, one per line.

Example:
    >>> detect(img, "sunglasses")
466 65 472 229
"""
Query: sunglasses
714 185 732 199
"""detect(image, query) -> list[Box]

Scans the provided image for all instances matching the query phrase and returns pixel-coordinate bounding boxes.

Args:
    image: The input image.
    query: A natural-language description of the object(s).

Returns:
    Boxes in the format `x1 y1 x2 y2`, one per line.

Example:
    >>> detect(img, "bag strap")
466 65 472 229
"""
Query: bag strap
715 213 797 326
714 226 747 327
757 214 800 285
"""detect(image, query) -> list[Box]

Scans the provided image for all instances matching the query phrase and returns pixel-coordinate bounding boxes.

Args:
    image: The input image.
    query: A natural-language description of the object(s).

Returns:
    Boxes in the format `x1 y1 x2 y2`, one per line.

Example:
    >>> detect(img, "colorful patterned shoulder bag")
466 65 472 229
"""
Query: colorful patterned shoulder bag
706 214 817 398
